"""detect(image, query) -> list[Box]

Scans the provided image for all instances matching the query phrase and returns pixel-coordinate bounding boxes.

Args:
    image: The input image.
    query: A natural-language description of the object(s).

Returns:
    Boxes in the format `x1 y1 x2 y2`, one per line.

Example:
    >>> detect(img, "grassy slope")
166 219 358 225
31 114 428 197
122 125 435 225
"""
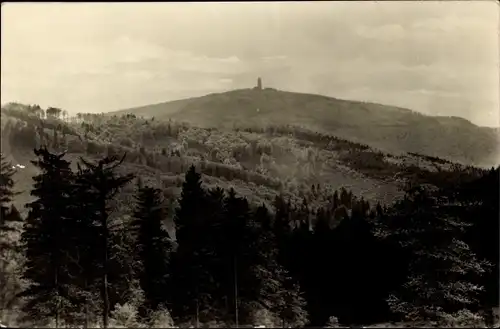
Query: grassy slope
111 88 500 167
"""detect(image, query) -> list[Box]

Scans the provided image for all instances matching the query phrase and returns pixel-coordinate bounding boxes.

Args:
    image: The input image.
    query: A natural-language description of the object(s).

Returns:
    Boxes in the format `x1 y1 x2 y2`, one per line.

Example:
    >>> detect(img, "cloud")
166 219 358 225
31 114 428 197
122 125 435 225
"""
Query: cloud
218 78 234 85
176 54 245 74
355 24 406 41
1 2 498 126
112 36 166 63
262 55 288 62
411 14 494 33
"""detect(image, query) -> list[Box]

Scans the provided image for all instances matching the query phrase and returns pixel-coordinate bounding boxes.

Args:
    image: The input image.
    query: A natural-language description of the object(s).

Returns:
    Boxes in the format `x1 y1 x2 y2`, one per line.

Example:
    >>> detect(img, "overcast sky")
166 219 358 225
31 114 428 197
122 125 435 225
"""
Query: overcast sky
1 1 499 126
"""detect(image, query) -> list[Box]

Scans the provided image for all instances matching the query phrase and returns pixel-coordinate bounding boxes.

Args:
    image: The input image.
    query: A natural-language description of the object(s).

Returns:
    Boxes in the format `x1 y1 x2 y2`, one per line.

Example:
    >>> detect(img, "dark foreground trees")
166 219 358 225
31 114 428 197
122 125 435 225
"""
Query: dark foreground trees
7 146 499 328
75 155 135 328
20 147 76 326
169 165 214 324
0 153 17 224
0 152 22 256
0 154 23 322
0 153 22 255
20 148 134 328
382 184 488 322
131 184 173 315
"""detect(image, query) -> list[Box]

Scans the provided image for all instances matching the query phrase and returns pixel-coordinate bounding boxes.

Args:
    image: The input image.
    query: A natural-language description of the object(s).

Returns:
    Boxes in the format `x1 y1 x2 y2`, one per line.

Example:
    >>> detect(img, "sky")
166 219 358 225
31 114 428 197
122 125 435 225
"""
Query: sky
1 1 499 127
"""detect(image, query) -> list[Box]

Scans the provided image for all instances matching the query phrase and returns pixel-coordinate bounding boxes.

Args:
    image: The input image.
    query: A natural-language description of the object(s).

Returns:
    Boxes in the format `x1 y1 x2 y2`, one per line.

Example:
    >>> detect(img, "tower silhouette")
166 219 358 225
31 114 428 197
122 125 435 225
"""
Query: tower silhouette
257 77 262 90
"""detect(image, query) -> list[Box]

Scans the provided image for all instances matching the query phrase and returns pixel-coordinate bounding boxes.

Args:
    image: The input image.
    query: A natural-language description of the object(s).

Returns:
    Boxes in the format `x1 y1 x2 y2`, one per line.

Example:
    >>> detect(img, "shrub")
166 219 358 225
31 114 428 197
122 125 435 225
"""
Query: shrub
249 308 279 328
439 309 485 328
148 306 175 328
109 303 142 328
325 316 340 327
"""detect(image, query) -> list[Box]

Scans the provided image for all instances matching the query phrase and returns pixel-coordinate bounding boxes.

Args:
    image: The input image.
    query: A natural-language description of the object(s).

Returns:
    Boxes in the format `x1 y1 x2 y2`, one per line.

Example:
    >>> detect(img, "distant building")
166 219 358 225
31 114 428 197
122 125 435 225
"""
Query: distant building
257 77 262 90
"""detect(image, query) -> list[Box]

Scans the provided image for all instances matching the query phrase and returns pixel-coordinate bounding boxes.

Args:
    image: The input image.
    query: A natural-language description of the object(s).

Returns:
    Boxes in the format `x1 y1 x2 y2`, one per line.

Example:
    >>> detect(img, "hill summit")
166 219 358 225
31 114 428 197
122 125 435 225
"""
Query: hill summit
111 86 499 167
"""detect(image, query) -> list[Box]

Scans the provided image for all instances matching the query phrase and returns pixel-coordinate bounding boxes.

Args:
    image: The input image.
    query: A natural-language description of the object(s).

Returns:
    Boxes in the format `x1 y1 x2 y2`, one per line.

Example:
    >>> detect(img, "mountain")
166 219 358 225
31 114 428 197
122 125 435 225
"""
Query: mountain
110 88 499 167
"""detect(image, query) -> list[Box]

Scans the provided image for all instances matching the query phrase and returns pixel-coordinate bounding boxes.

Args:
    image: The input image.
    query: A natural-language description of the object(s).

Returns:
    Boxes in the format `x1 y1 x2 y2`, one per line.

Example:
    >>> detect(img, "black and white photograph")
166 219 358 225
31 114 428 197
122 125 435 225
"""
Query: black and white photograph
0 1 499 328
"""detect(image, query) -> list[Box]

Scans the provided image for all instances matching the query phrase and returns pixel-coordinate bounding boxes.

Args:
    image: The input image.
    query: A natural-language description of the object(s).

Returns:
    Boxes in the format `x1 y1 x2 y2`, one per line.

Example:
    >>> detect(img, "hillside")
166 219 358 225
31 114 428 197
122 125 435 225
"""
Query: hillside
0 105 394 212
1 103 497 328
1 102 479 223
111 88 500 167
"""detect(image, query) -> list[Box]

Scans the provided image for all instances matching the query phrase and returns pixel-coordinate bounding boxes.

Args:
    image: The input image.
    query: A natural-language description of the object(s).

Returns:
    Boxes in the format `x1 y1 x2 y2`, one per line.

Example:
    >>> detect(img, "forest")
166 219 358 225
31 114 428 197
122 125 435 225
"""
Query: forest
0 103 498 328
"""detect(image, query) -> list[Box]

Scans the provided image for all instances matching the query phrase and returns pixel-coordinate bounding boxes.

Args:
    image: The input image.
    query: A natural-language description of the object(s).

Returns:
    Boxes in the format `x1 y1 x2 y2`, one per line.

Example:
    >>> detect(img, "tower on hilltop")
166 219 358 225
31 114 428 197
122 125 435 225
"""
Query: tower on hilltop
257 77 262 90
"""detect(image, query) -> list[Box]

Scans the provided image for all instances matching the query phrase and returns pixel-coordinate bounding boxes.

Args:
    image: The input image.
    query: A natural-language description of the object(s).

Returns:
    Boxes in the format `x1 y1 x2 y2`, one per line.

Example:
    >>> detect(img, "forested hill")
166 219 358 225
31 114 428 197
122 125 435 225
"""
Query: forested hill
1 102 488 219
0 103 498 328
110 88 500 167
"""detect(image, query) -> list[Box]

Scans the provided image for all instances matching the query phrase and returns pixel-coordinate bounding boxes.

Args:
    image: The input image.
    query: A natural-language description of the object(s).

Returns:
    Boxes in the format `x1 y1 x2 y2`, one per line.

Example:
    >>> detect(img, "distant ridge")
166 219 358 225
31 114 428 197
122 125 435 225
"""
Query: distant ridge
109 88 499 167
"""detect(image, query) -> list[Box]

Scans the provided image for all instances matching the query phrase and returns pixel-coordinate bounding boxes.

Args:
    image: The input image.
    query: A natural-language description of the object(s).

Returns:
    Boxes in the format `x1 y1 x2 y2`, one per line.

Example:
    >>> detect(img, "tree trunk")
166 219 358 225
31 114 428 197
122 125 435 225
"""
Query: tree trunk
0 256 7 321
101 204 110 329
84 279 89 329
102 271 109 329
234 255 238 328
224 296 228 320
196 299 199 328
84 303 89 329
55 270 60 329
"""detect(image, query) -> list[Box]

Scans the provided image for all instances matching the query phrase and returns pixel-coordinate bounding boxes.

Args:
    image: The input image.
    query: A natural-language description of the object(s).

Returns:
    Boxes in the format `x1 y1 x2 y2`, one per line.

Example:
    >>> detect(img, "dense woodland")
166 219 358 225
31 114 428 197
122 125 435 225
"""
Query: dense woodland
0 103 499 328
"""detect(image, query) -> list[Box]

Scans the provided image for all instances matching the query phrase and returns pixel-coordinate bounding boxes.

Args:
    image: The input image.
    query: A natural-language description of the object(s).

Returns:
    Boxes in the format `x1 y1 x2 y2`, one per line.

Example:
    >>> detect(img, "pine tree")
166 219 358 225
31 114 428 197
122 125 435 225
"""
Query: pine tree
340 188 350 207
20 147 76 327
170 165 214 323
0 153 17 225
203 186 227 321
0 204 23 322
332 190 339 210
219 188 253 324
272 195 292 267
248 204 281 311
253 203 308 327
329 201 389 324
305 206 334 326
0 152 22 263
277 277 308 328
131 185 173 314
458 167 499 324
383 184 488 323
64 174 101 327
107 217 142 316
75 154 135 328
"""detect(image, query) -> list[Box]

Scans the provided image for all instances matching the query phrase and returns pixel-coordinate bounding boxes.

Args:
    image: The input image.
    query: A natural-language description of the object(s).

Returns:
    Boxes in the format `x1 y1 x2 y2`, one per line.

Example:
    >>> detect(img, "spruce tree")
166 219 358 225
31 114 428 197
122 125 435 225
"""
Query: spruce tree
306 206 334 326
272 195 292 267
247 204 281 311
383 184 488 323
131 185 173 314
76 154 134 328
459 167 499 324
0 153 17 224
20 147 75 327
329 201 388 324
64 174 101 327
170 165 214 323
253 203 308 327
219 188 252 324
0 153 22 269
0 153 23 321
277 277 308 328
203 186 227 321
